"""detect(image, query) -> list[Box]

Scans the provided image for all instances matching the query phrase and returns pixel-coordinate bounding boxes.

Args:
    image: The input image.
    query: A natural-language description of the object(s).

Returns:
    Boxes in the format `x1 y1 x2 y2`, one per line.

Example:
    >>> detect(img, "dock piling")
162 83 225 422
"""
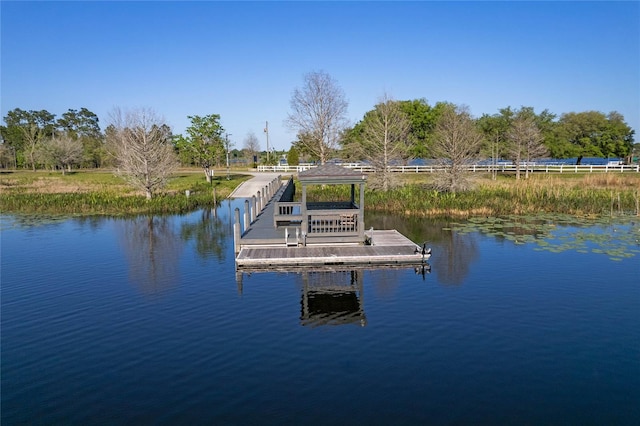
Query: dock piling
244 200 250 232
234 207 241 254
251 195 257 223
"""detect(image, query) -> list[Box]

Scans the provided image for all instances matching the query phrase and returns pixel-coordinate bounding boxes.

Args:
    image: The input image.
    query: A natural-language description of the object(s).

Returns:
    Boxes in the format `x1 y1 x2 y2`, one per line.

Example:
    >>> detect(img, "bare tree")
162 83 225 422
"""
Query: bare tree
116 216 182 297
507 114 547 179
21 124 43 171
107 107 178 199
243 132 260 165
355 93 411 190
36 134 83 174
285 70 349 164
431 104 483 193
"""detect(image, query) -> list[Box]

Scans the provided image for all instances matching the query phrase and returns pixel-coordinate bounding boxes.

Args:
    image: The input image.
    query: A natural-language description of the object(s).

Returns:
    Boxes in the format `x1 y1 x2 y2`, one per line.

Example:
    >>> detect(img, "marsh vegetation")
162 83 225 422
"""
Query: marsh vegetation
0 170 249 215
305 173 640 218
2 169 638 218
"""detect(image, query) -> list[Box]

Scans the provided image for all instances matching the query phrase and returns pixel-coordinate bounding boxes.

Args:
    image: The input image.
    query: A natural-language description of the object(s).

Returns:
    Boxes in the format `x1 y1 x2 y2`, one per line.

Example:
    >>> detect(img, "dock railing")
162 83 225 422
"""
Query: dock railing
274 177 302 226
274 202 303 226
303 201 362 243
306 209 360 235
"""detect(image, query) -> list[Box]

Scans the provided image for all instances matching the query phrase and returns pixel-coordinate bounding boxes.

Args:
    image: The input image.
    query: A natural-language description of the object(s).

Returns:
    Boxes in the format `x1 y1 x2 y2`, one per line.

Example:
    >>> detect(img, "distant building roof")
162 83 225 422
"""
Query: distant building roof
298 164 367 184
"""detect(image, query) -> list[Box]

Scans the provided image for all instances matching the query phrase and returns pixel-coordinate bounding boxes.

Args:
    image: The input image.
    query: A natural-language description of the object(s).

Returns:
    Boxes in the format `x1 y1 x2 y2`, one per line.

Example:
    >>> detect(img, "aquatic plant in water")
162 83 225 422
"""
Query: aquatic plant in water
449 214 640 261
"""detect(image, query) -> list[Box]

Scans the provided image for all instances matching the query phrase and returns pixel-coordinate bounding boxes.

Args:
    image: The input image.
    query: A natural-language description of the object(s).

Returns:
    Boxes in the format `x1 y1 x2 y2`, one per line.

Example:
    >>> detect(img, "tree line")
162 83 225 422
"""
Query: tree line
1 70 635 195
285 71 636 189
0 108 275 173
0 107 281 198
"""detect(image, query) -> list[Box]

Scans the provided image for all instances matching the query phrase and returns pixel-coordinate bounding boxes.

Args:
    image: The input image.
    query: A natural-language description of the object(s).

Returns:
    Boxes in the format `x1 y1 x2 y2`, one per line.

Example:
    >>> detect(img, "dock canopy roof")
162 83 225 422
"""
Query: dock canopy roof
298 164 367 185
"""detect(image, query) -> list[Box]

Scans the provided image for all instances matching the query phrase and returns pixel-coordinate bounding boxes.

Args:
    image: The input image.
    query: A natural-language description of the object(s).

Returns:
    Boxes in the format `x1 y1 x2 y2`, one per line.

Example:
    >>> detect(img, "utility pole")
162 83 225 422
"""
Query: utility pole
225 133 232 180
264 121 270 163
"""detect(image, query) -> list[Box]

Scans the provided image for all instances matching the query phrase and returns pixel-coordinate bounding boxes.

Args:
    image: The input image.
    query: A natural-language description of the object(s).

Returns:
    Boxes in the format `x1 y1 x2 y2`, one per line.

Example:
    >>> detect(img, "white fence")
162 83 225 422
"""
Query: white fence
258 163 640 174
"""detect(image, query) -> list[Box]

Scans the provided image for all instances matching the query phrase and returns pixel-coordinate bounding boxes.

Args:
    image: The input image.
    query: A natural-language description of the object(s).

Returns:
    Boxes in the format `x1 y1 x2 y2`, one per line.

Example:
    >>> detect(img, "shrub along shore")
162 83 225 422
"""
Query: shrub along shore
1 169 639 218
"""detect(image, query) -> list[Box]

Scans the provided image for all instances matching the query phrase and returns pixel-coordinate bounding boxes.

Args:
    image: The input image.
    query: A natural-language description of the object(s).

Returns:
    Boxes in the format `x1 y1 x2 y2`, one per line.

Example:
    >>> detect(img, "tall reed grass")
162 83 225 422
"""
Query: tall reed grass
1 191 220 215
304 174 640 218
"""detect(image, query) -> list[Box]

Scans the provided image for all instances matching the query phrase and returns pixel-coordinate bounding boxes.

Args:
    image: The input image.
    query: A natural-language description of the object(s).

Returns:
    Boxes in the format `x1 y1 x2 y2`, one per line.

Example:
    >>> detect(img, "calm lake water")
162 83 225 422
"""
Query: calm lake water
2 200 639 425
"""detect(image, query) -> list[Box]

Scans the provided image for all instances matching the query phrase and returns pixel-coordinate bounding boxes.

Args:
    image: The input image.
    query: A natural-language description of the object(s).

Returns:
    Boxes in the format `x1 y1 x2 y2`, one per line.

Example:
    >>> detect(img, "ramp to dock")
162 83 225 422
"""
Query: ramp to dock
229 173 284 198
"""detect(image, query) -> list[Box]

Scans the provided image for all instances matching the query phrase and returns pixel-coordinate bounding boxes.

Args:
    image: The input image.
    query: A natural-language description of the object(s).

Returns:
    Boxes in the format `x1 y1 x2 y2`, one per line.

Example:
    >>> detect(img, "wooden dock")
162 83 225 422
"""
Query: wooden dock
233 167 431 270
236 229 429 270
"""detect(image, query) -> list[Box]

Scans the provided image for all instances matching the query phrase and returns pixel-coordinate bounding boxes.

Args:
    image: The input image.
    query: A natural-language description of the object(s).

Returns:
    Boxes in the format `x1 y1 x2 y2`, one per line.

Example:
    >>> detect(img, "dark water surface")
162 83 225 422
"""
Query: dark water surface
2 201 639 425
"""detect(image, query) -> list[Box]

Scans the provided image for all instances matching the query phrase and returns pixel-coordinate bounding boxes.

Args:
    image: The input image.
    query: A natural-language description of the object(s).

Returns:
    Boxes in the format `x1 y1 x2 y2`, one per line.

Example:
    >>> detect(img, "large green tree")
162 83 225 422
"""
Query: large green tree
478 106 557 164
56 108 101 139
56 108 104 168
554 111 634 164
397 99 449 159
286 146 300 166
342 99 450 161
477 106 555 179
177 114 225 182
1 108 56 169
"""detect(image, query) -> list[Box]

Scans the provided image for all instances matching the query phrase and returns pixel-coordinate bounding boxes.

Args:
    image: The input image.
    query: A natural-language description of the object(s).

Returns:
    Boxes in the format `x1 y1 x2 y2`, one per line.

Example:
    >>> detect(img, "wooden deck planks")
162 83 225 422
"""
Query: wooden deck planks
236 230 426 269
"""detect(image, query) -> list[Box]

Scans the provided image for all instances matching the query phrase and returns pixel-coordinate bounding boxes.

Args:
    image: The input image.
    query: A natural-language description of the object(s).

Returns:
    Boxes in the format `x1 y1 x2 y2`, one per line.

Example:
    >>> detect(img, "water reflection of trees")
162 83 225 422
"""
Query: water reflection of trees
73 215 104 232
366 212 479 286
117 216 182 297
433 232 479 286
365 268 404 299
180 208 228 261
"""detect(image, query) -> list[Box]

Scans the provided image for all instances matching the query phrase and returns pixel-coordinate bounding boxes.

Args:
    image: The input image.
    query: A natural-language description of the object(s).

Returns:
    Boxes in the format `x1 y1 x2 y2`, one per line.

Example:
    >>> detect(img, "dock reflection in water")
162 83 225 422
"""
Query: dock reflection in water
299 270 366 327
236 265 431 328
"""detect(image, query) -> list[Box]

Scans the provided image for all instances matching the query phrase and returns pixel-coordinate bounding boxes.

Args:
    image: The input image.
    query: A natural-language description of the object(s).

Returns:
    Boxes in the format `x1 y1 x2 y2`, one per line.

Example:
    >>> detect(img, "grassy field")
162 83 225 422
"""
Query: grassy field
1 168 639 217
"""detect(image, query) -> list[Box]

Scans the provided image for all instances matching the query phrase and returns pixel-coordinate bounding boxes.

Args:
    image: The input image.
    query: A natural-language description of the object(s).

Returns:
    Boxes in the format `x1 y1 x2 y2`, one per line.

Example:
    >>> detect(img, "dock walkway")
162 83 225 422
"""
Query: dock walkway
239 182 291 245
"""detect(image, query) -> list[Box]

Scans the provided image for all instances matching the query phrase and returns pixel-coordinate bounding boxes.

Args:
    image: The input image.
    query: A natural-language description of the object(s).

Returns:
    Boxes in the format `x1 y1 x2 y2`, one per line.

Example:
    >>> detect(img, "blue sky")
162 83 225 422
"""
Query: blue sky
2 1 638 151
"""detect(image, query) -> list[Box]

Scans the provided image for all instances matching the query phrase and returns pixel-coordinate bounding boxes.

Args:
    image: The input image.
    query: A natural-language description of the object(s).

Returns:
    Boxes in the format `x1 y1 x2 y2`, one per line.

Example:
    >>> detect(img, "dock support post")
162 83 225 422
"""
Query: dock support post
234 207 241 254
244 199 250 232
251 195 257 222
257 191 262 212
359 182 365 241
301 182 308 237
